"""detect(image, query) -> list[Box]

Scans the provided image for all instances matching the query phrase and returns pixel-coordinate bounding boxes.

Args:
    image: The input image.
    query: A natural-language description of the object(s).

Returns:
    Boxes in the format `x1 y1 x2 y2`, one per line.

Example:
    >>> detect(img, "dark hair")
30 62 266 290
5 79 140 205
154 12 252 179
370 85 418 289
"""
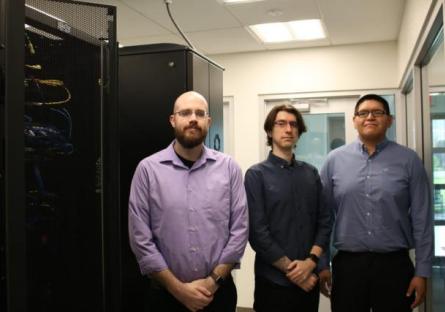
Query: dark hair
264 104 307 146
355 94 390 115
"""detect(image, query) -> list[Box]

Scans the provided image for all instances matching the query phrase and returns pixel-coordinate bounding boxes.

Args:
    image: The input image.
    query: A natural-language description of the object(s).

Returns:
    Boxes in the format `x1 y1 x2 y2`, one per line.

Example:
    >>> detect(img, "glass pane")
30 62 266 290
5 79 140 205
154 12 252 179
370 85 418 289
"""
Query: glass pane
426 27 445 312
295 113 345 171
208 96 224 152
380 94 396 141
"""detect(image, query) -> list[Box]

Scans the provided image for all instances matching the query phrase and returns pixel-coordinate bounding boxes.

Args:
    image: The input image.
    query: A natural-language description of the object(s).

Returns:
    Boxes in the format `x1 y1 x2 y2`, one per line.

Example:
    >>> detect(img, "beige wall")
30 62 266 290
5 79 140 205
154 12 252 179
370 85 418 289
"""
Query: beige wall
212 41 398 173
210 1 438 308
397 0 435 83
212 41 398 308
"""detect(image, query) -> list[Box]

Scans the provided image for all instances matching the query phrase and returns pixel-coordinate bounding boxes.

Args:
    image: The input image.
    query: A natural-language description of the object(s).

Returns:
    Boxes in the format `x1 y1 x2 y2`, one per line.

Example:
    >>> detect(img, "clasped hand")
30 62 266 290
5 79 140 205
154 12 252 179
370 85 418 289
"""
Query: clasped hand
286 259 318 292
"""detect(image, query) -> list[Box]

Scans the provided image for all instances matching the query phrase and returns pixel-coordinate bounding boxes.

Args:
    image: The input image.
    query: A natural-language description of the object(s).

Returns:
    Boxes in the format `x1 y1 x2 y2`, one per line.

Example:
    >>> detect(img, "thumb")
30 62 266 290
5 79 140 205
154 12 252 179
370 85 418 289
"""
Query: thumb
287 261 297 271
196 286 212 297
406 281 415 297
326 276 332 288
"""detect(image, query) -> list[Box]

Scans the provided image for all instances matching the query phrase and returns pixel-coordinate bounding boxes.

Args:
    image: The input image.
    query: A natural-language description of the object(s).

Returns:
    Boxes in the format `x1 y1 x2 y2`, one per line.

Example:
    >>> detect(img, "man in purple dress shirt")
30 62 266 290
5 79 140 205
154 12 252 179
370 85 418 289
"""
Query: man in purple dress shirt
128 91 248 312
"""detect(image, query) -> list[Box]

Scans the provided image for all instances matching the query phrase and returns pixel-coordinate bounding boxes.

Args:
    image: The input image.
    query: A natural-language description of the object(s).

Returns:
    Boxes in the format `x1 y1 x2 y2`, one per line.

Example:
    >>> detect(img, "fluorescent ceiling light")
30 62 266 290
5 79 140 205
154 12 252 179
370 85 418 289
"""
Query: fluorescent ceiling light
223 0 265 4
250 19 326 43
288 19 325 41
250 23 293 43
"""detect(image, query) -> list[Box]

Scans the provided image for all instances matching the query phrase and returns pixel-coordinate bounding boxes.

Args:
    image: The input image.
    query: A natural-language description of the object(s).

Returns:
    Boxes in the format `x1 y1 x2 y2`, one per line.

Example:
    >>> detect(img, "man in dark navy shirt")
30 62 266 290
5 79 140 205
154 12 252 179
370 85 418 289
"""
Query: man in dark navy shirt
245 104 332 312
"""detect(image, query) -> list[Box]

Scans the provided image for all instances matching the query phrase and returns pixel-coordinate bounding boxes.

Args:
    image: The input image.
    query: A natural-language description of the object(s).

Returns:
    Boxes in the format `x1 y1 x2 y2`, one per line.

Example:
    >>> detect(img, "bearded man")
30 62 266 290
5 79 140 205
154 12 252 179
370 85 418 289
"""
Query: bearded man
128 91 248 312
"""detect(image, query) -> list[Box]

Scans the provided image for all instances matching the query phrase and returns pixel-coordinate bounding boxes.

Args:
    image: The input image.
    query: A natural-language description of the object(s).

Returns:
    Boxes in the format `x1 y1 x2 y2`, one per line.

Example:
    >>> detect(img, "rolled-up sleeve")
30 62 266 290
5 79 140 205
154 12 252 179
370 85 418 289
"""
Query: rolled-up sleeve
128 161 168 276
217 160 249 266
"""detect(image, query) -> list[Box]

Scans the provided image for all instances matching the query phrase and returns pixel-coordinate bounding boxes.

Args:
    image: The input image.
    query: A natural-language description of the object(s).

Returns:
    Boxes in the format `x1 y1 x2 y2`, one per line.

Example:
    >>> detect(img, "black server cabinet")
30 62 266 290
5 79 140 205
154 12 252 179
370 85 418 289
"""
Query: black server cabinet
1 0 26 311
1 1 120 312
119 43 224 310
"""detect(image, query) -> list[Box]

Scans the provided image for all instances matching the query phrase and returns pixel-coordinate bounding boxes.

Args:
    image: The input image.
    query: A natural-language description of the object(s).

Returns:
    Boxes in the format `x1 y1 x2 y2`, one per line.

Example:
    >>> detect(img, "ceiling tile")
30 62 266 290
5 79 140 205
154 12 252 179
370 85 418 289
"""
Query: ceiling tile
187 27 264 54
318 0 405 44
122 0 242 32
224 0 320 25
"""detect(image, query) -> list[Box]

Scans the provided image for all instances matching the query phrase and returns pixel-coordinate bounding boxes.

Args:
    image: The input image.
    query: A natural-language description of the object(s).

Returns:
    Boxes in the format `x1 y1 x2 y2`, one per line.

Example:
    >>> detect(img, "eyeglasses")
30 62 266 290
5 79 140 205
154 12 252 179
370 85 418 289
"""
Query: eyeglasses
274 120 298 128
354 110 387 118
173 109 208 119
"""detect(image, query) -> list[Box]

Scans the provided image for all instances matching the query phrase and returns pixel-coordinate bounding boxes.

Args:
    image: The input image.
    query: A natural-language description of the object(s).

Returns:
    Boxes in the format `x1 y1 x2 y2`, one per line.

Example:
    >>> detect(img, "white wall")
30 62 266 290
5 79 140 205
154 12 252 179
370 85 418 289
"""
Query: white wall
211 41 398 308
212 41 398 173
397 0 435 83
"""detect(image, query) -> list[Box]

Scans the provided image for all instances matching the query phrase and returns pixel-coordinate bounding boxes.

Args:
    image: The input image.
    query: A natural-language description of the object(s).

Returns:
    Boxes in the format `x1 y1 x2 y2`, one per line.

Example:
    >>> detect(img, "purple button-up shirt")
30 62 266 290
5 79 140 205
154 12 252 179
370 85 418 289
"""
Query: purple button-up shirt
128 141 249 282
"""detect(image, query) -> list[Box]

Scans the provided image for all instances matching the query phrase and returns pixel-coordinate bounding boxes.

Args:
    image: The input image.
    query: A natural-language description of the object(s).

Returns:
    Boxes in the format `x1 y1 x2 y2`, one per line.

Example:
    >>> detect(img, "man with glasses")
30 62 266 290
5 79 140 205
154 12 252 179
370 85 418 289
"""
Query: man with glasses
319 94 433 312
128 91 248 312
245 105 332 312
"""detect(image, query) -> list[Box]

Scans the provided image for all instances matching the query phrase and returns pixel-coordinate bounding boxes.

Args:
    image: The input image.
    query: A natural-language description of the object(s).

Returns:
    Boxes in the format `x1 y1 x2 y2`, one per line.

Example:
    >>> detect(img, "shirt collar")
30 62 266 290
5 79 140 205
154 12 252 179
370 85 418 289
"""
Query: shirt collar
162 140 217 168
267 151 300 168
355 137 390 154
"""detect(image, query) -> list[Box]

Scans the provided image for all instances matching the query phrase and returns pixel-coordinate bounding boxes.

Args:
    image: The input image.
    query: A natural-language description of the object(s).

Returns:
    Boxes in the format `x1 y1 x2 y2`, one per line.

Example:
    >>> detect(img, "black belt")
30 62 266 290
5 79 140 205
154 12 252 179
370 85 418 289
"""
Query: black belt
337 249 409 257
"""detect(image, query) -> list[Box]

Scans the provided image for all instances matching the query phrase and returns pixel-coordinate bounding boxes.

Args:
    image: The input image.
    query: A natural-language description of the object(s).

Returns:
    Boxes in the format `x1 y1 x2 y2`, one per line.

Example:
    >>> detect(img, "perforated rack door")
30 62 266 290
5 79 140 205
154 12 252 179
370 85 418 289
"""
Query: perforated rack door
23 1 118 311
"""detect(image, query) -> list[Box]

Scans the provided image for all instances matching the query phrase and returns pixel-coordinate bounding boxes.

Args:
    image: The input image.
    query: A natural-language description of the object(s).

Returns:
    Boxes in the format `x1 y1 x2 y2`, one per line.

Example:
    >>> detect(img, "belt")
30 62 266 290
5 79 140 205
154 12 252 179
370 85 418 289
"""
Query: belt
337 249 409 257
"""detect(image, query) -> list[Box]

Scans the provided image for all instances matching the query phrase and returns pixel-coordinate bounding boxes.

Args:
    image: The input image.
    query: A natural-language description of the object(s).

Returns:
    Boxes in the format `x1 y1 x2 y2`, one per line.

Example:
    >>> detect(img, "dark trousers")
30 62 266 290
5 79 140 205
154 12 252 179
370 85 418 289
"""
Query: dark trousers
331 250 415 312
147 275 237 312
253 276 319 312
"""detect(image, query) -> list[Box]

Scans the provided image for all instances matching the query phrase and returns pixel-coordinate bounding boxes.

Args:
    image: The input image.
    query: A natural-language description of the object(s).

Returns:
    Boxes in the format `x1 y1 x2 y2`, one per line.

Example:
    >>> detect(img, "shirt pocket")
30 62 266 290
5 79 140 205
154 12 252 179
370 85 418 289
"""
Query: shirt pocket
204 178 231 221
373 166 408 199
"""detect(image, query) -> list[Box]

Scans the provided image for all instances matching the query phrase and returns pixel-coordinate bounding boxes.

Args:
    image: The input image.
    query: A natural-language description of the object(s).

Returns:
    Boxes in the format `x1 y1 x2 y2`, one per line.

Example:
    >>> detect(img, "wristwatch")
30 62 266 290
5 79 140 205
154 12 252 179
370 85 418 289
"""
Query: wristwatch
210 272 225 286
308 253 320 265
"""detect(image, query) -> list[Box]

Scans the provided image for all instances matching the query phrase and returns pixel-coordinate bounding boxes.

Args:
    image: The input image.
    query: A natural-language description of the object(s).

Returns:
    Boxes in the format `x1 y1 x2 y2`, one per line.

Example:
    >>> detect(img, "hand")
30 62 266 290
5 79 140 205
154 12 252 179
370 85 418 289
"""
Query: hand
318 269 332 298
296 273 318 292
406 276 427 309
286 259 316 284
190 277 219 295
171 282 214 312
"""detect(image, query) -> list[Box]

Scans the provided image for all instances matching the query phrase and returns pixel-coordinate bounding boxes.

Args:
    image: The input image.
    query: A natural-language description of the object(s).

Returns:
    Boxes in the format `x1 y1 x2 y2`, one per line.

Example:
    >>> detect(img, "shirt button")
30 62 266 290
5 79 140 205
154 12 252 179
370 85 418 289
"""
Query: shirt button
366 212 370 216
194 268 198 272
366 175 370 179
366 194 370 197
368 231 372 235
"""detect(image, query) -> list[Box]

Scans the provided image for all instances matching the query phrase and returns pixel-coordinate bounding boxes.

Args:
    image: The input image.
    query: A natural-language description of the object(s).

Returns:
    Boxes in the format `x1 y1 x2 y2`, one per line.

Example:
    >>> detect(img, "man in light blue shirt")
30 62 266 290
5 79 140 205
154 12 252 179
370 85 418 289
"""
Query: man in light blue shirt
128 91 248 312
319 94 433 312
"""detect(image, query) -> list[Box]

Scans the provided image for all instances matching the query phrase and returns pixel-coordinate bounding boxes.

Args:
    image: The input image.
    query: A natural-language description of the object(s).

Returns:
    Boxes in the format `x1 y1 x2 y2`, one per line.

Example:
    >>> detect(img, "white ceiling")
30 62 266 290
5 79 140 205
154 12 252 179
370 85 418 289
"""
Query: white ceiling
79 0 406 55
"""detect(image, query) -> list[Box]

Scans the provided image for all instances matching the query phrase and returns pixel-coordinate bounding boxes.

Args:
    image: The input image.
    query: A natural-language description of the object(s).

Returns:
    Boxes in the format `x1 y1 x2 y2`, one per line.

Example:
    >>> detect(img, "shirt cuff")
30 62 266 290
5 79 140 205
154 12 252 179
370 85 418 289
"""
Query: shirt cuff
138 254 168 276
415 262 432 278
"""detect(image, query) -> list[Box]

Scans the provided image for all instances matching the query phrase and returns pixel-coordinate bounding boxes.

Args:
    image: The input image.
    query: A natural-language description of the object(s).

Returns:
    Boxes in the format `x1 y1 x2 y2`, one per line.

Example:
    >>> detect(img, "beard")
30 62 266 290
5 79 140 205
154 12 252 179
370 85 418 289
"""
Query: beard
174 124 208 149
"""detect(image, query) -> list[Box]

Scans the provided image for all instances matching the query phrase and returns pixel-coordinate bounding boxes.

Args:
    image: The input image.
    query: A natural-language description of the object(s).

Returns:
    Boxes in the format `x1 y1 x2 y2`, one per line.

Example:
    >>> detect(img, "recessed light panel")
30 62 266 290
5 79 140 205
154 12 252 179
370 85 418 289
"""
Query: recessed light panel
288 19 325 41
249 19 326 43
250 23 293 43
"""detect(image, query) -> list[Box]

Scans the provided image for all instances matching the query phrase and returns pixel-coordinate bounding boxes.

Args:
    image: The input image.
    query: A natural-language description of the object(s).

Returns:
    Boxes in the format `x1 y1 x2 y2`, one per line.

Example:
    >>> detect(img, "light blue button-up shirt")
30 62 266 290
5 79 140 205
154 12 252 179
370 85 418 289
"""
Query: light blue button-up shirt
128 141 249 282
320 138 433 277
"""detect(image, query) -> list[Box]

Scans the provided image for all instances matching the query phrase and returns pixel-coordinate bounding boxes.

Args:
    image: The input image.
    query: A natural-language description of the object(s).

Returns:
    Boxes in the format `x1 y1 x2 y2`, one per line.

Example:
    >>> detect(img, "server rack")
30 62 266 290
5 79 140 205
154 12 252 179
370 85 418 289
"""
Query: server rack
119 43 224 311
1 0 26 311
1 1 120 311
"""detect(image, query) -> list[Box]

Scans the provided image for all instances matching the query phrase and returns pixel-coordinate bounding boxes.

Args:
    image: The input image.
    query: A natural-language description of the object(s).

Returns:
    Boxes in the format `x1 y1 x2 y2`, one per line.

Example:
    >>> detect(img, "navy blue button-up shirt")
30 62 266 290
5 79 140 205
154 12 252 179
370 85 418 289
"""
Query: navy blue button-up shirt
320 138 433 277
245 152 332 286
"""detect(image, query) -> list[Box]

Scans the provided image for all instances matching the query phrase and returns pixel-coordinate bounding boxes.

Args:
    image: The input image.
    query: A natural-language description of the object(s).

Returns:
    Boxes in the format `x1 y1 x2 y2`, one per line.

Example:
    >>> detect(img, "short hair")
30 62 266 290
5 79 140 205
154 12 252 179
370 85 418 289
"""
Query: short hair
355 94 390 115
264 104 307 146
